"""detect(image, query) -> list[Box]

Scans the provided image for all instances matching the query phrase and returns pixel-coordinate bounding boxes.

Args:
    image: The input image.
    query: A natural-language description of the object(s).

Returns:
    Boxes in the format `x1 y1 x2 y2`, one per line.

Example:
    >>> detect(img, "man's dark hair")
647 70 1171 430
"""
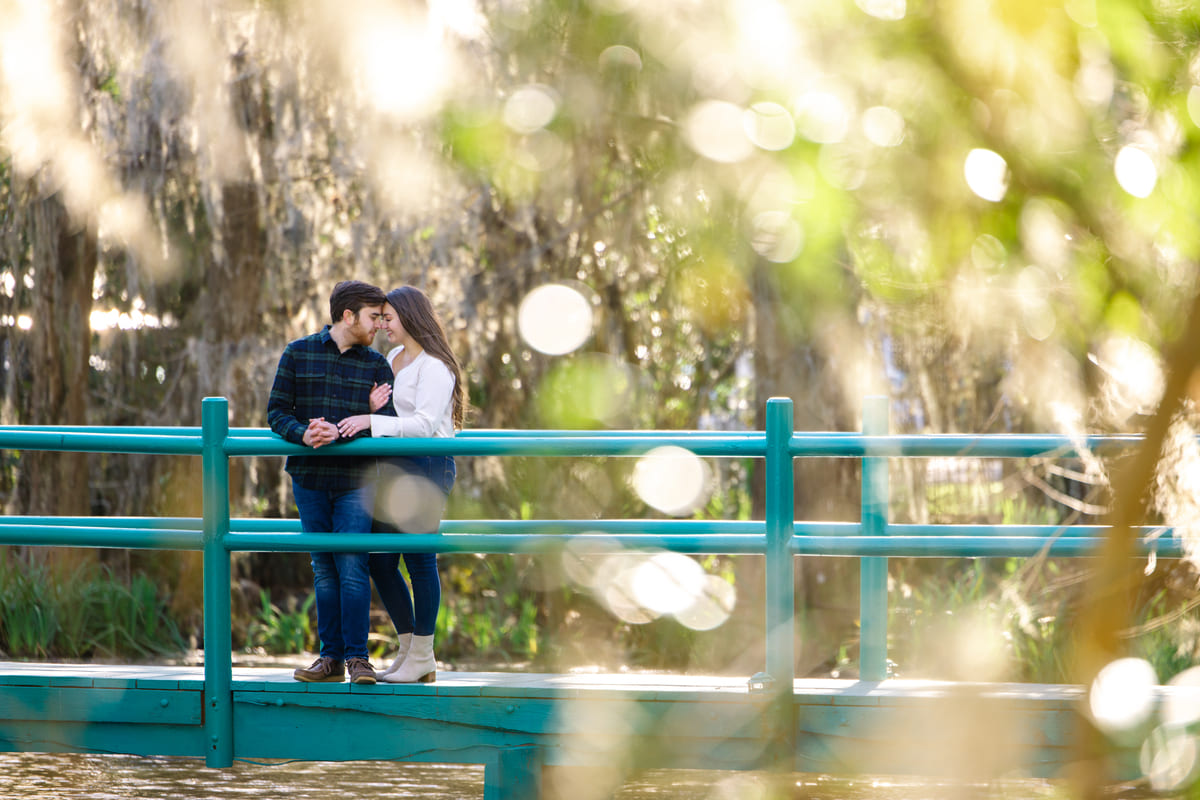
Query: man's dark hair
329 280 386 323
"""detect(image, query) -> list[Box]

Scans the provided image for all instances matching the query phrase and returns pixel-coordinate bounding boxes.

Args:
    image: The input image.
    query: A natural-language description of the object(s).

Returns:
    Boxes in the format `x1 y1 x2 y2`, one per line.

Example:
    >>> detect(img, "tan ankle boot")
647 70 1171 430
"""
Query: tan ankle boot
382 634 436 683
379 632 412 677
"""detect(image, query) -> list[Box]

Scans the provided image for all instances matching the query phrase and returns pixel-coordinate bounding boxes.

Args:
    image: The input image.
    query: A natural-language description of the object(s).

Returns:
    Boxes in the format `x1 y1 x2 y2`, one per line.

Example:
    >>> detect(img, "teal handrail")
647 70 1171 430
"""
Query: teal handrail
220 433 763 457
0 395 1180 769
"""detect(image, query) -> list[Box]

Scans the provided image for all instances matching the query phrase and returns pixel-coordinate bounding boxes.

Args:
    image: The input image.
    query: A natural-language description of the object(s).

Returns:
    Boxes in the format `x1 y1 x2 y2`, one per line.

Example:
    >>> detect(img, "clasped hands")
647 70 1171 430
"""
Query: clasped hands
302 382 392 449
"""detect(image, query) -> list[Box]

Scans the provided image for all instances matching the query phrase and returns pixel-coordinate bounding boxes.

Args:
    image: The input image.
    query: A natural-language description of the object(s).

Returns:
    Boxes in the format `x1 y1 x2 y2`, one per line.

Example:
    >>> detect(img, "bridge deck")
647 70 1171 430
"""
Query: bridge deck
0 659 1085 703
0 660 1105 783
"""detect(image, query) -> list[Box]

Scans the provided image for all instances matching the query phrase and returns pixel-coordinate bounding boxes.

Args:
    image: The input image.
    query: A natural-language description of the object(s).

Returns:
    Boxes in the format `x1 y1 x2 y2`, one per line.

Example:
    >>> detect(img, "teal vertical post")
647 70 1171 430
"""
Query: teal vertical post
484 747 542 800
764 398 795 687
202 397 233 767
860 396 889 681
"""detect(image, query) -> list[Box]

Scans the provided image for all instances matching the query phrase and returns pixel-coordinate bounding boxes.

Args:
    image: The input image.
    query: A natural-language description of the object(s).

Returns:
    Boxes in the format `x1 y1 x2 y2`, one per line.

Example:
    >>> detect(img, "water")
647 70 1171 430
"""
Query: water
0 753 1089 799
0 754 484 799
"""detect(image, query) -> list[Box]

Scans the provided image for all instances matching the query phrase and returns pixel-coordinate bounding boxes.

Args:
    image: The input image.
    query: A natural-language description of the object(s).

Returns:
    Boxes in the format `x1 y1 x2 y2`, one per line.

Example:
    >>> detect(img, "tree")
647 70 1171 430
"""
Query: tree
3 2 1200 771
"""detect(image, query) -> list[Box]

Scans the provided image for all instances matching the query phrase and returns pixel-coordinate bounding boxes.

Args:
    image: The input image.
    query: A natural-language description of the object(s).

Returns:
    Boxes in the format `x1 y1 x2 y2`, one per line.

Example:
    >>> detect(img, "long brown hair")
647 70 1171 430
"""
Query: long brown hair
386 286 467 429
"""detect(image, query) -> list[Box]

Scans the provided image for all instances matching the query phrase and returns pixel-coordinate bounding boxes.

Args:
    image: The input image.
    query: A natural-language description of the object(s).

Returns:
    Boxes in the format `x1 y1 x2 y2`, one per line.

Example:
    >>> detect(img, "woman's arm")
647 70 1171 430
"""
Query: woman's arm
370 359 455 438
334 381 394 438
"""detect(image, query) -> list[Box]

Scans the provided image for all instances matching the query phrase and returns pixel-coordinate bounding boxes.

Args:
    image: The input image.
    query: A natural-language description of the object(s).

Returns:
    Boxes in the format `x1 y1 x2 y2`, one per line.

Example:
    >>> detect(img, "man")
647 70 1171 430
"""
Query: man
267 280 394 685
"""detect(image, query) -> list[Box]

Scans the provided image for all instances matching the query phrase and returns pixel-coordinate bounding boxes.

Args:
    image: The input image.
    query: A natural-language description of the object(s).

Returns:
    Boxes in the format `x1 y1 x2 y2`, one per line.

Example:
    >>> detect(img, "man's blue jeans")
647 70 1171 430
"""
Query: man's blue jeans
292 481 374 661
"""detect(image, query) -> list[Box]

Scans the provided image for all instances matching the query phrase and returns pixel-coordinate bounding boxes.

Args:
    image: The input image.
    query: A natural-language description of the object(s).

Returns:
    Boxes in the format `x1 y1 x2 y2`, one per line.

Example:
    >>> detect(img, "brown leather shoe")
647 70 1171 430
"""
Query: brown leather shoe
347 657 377 685
293 656 344 683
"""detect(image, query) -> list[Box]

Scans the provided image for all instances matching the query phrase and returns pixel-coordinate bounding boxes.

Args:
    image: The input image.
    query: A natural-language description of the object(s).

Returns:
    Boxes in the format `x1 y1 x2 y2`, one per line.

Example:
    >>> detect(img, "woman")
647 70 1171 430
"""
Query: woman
337 286 466 683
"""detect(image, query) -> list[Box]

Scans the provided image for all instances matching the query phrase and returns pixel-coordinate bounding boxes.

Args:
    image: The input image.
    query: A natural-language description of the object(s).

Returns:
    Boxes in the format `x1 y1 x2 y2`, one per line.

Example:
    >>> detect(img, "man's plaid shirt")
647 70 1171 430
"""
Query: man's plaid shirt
267 326 395 491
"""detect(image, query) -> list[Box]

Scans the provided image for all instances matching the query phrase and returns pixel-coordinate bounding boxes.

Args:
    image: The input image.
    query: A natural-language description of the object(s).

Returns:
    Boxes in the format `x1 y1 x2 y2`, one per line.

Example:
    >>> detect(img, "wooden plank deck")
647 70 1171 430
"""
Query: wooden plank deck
0 662 1128 782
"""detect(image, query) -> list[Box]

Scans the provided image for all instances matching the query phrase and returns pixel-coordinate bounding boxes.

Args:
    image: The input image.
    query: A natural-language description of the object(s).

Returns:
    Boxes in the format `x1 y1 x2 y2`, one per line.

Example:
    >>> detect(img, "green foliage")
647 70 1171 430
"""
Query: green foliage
98 70 120 101
433 553 543 665
887 554 1200 685
1126 590 1200 682
244 589 315 654
885 556 1068 683
537 356 636 429
999 496 1062 526
0 552 186 660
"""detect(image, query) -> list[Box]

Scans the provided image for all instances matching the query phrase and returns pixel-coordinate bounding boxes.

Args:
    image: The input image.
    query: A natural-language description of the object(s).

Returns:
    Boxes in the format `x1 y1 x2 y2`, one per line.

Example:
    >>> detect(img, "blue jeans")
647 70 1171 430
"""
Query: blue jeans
371 456 455 637
292 481 374 661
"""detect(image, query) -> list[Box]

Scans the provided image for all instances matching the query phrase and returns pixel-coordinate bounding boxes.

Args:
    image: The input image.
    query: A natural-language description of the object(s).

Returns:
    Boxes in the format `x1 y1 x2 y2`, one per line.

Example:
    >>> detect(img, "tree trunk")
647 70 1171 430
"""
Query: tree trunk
18 193 97 573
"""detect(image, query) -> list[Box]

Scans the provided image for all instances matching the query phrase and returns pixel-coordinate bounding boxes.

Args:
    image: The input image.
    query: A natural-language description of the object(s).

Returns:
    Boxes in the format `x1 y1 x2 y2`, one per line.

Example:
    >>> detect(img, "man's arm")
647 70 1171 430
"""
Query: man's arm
266 346 307 443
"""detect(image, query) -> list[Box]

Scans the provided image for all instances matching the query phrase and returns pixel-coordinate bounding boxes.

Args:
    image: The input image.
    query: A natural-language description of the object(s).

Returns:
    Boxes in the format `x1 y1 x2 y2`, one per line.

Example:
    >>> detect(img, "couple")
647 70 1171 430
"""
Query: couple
266 280 466 685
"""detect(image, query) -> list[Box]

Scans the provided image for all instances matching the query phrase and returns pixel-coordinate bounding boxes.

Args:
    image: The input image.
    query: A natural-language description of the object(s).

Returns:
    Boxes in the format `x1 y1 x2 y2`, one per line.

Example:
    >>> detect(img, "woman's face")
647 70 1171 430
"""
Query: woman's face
380 303 411 345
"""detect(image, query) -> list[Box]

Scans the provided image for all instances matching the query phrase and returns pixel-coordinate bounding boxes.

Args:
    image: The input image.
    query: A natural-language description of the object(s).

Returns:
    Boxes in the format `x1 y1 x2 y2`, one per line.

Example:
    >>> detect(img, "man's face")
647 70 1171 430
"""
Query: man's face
347 305 383 346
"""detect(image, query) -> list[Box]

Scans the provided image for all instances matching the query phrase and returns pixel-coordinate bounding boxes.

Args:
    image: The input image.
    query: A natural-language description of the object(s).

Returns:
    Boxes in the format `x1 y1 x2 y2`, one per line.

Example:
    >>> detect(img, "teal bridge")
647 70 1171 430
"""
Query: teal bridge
0 396 1184 798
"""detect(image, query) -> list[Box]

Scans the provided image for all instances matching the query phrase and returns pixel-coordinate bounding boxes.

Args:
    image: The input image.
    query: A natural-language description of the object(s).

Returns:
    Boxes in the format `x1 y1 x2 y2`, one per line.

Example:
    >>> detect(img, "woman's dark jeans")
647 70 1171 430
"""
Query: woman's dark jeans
370 455 455 637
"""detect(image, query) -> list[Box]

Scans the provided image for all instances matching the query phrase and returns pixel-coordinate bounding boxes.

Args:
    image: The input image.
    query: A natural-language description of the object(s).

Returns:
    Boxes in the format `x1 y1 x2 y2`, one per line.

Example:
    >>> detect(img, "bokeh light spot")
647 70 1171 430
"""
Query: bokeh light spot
674 574 736 631
632 446 711 516
685 100 755 163
1163 666 1200 728
970 234 1007 270
1090 657 1158 735
1089 334 1164 424
599 45 642 72
1141 726 1200 792
948 613 1010 681
512 129 565 172
503 84 560 134
97 193 154 252
1016 267 1056 341
1114 145 1157 198
794 91 849 144
569 548 735 631
743 102 795 151
862 106 905 147
964 148 1009 202
749 210 803 263
357 15 447 119
1075 44 1114 108
377 466 446 534
856 0 906 20
518 284 593 355
630 552 706 615
1019 199 1071 270
590 553 660 624
603 570 660 624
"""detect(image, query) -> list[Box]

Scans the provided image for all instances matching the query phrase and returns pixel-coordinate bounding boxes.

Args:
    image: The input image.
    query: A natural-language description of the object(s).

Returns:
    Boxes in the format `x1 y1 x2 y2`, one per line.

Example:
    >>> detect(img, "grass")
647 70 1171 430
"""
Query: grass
244 589 316 654
885 553 1200 685
0 552 186 660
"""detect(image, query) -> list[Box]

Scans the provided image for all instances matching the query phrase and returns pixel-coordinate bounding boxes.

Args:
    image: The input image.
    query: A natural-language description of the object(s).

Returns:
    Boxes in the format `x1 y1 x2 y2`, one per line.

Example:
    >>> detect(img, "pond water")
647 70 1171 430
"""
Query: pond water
0 752 1094 799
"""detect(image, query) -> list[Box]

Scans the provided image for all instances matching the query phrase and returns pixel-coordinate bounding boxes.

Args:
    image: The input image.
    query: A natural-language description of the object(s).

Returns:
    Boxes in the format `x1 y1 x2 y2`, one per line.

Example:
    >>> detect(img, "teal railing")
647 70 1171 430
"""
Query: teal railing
0 395 1181 767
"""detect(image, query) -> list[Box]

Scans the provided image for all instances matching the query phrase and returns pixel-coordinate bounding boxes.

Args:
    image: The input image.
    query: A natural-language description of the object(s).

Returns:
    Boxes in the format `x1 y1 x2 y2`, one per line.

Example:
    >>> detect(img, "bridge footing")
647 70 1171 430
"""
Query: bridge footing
485 746 542 800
